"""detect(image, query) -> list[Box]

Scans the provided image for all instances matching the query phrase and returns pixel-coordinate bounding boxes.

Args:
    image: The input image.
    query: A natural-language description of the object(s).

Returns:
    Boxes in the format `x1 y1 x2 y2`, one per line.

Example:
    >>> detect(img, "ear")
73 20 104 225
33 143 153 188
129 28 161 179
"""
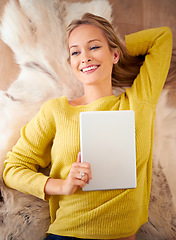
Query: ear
112 49 119 64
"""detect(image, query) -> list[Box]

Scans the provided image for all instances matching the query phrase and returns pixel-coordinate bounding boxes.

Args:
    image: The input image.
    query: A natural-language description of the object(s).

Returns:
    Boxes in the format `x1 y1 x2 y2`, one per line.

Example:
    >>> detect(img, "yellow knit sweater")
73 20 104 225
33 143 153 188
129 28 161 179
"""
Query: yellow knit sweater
3 27 172 238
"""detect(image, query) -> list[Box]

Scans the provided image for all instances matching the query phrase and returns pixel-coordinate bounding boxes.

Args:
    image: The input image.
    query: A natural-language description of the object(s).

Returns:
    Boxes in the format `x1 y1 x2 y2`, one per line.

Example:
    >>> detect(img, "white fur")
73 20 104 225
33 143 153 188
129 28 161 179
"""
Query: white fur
0 1 112 239
0 0 176 239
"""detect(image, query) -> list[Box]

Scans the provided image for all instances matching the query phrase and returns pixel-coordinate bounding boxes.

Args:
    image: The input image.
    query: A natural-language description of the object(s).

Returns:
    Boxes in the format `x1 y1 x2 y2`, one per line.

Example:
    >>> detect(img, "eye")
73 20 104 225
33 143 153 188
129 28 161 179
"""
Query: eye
70 51 80 56
90 46 101 51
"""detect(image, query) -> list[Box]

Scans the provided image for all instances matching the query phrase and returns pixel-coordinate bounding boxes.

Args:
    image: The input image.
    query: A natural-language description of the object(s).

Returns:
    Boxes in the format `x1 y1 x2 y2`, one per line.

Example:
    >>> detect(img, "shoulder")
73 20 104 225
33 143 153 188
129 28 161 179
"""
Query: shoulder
35 96 67 125
41 96 66 111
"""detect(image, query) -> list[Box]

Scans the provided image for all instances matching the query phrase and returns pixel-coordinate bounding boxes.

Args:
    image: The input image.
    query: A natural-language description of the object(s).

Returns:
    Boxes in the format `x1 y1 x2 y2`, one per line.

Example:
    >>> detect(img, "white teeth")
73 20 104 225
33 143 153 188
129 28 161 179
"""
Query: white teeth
82 65 98 73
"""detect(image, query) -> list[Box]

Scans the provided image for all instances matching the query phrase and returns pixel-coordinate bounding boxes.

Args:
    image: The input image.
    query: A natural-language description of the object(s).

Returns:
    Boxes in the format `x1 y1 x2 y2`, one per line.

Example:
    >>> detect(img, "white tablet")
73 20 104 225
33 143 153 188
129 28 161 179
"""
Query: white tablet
80 111 137 191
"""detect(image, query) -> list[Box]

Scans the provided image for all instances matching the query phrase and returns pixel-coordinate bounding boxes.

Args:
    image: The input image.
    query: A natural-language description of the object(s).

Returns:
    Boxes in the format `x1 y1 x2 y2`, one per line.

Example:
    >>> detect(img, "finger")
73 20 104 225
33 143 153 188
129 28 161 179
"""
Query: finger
73 161 90 169
79 168 92 180
76 179 87 188
71 171 85 180
70 171 88 182
70 165 90 174
79 173 89 183
81 172 91 184
77 151 81 163
70 162 92 182
69 177 87 188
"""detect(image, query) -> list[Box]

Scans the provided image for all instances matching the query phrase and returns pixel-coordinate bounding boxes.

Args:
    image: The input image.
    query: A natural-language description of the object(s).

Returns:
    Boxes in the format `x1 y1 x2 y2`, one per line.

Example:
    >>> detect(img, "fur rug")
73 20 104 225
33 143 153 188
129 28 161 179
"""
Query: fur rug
0 0 176 239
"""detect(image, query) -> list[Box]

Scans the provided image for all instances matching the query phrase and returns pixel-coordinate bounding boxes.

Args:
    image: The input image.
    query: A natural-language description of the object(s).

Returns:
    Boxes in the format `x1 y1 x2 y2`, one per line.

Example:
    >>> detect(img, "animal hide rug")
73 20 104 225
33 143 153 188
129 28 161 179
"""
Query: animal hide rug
0 0 176 239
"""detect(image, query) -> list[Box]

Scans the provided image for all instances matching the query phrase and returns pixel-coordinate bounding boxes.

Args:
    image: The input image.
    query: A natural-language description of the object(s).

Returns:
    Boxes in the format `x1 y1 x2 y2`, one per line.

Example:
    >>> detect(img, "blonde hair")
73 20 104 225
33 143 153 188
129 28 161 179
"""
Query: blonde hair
66 13 144 87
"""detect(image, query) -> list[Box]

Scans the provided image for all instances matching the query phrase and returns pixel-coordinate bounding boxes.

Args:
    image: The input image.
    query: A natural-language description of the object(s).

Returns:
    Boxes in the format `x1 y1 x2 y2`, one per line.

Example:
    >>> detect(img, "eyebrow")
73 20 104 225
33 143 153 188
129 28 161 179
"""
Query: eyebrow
69 39 101 50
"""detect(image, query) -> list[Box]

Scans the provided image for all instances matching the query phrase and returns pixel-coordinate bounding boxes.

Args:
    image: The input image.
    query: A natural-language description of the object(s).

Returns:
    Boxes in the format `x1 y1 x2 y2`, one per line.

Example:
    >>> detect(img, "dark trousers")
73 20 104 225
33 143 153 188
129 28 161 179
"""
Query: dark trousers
44 234 94 240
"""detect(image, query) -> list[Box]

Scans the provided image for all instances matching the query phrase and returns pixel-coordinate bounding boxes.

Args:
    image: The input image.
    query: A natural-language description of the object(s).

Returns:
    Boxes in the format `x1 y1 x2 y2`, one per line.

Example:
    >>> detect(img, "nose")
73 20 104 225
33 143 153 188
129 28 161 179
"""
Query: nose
82 58 92 64
81 51 92 63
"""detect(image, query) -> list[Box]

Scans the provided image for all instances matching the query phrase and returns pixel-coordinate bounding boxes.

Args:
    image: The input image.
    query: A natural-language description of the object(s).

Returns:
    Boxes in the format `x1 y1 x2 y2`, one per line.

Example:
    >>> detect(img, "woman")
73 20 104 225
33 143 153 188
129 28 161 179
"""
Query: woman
3 13 172 240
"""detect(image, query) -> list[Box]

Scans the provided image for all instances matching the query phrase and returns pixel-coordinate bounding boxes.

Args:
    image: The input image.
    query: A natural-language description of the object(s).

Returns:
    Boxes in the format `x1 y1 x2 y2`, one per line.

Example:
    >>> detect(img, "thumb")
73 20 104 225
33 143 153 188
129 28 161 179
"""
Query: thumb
77 151 81 163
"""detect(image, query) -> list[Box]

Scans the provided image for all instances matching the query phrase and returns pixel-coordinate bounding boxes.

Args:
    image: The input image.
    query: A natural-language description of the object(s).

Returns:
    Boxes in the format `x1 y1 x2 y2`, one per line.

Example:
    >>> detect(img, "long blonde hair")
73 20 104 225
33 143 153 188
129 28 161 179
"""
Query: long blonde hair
66 13 144 87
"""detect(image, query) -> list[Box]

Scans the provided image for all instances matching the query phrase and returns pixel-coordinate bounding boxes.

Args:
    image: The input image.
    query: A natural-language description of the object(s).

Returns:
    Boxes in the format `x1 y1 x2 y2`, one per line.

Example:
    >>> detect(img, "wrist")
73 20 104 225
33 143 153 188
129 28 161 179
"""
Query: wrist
44 178 66 196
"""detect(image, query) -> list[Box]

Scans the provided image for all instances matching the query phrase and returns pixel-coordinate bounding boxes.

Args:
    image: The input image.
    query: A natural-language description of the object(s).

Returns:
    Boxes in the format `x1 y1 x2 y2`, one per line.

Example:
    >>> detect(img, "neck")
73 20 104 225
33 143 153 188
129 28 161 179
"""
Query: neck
82 83 114 105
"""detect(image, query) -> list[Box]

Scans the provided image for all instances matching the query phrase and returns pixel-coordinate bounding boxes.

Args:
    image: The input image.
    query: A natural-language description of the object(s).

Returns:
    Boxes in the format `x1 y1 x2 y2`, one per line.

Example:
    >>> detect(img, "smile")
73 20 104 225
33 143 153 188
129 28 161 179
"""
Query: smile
81 65 100 73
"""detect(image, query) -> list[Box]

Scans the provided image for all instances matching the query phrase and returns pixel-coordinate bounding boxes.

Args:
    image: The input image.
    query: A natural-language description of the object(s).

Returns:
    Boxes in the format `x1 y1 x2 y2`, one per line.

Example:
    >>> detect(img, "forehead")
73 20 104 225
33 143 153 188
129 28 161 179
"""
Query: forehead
68 24 107 47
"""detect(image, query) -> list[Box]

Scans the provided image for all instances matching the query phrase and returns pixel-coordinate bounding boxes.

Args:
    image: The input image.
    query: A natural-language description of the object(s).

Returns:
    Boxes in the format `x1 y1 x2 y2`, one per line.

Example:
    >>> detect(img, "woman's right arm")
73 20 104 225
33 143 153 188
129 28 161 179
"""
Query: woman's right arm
3 100 92 199
3 100 56 200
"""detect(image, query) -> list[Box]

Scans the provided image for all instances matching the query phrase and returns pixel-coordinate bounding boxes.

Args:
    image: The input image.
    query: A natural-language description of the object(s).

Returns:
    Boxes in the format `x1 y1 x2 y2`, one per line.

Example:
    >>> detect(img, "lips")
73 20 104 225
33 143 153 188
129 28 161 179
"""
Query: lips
81 65 100 73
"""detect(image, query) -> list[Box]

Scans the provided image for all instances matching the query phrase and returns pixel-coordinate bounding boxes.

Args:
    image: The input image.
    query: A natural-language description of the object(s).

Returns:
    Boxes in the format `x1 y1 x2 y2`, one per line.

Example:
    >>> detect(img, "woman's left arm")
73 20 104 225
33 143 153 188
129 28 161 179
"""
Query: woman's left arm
125 27 173 106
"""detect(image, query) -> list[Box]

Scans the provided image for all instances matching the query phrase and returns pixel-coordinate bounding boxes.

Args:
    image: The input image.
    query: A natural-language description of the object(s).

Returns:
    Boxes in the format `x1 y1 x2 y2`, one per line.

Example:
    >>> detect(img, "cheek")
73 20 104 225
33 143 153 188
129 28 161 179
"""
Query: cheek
70 60 77 71
70 59 78 70
100 54 114 69
70 60 81 78
97 50 113 63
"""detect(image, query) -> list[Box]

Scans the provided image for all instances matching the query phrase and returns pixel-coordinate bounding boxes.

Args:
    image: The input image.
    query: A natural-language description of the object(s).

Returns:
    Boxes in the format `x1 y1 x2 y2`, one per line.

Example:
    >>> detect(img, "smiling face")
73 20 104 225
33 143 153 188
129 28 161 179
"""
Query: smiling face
68 24 119 88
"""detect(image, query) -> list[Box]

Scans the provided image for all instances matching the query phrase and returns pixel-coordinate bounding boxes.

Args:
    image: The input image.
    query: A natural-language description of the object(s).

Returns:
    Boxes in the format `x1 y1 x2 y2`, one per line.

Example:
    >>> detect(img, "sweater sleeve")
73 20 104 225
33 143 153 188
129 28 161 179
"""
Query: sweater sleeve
3 100 56 200
125 27 172 106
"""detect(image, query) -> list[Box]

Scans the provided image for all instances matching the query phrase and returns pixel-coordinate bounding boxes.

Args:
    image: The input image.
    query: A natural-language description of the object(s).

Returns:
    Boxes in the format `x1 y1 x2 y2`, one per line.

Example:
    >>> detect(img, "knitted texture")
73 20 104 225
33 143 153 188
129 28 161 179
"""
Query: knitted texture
3 27 172 238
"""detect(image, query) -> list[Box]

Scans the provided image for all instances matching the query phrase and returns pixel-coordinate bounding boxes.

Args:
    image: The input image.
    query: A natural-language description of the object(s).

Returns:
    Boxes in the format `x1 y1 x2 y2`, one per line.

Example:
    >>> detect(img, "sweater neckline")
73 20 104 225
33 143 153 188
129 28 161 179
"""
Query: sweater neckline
63 95 117 109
